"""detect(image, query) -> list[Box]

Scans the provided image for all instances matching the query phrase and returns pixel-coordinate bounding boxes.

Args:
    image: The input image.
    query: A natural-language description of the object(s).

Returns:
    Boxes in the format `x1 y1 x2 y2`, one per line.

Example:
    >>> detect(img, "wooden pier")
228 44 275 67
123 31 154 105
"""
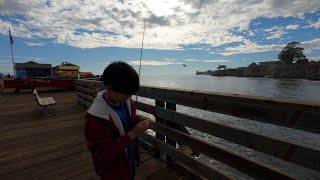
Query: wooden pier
0 91 194 180
1 79 320 179
76 79 320 180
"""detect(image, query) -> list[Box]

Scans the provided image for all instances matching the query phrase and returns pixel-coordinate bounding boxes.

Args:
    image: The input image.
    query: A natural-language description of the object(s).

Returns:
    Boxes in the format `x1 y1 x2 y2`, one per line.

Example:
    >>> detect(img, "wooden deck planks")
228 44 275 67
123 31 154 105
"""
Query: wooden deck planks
146 165 193 180
0 113 83 133
66 169 99 180
31 158 94 180
135 158 168 180
0 92 188 180
0 126 83 151
0 135 84 165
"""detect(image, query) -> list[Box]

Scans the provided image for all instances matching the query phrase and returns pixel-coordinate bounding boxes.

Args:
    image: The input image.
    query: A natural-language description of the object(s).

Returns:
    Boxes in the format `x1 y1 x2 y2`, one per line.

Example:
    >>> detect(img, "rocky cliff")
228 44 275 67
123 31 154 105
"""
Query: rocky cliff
196 62 320 80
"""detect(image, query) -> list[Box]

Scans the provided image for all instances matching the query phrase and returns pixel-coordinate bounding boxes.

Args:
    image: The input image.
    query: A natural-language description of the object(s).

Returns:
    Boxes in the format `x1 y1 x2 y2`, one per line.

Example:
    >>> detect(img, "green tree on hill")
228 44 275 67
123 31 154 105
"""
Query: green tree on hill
248 62 257 67
278 41 306 64
217 65 226 70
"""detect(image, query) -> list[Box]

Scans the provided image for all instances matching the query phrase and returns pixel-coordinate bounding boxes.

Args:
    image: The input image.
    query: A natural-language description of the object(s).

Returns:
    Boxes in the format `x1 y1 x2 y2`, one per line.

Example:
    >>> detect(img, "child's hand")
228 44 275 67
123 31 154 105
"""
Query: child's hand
128 120 149 139
139 116 154 128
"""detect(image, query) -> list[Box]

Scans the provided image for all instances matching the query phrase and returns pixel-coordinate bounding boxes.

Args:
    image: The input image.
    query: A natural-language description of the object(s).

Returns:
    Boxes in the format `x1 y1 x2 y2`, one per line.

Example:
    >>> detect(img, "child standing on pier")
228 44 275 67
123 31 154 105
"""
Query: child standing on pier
85 61 150 180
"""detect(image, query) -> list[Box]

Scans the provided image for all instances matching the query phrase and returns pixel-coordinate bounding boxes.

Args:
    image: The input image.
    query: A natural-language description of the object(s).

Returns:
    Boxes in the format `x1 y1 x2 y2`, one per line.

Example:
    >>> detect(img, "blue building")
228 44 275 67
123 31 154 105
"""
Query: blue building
15 61 52 78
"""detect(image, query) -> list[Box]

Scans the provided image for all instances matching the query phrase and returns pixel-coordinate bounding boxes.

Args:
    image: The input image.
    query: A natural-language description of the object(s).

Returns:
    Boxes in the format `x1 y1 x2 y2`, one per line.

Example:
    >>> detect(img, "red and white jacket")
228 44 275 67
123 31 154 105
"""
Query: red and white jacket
85 90 143 180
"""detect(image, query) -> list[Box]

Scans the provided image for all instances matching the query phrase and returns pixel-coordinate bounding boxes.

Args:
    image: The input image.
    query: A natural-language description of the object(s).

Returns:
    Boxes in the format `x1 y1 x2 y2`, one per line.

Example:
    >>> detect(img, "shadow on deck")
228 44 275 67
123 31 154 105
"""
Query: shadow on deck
0 91 191 180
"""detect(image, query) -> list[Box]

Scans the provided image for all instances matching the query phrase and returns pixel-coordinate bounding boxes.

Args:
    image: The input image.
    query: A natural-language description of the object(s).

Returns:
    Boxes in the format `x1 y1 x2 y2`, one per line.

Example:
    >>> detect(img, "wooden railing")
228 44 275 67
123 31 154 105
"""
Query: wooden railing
75 79 320 180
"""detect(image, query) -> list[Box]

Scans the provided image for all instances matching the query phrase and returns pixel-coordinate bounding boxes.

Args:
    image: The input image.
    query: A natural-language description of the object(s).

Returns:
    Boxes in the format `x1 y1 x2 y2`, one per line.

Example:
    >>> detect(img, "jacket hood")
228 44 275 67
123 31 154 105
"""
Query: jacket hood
87 90 132 135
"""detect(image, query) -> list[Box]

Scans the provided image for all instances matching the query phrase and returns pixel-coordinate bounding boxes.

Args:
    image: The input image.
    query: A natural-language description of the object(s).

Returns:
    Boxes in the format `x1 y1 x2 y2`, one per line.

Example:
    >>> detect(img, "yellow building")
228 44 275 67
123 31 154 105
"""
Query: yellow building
53 62 92 78
53 62 80 71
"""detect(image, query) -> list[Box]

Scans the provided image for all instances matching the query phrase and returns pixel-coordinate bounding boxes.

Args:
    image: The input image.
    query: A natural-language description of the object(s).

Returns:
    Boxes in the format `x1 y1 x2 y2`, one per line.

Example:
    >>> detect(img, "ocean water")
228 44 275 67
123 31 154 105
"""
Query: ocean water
138 74 320 128
137 74 320 165
140 74 320 101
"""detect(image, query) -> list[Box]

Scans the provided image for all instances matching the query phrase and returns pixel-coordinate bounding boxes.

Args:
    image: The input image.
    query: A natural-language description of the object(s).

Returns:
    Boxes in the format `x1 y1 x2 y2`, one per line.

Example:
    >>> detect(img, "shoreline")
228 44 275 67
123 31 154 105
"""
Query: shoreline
196 62 320 81
195 74 320 81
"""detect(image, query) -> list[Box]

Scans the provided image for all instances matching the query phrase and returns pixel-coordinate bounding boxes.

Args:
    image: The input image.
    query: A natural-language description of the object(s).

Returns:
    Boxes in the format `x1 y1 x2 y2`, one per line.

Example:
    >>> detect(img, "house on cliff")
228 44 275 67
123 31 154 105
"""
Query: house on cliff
258 61 280 66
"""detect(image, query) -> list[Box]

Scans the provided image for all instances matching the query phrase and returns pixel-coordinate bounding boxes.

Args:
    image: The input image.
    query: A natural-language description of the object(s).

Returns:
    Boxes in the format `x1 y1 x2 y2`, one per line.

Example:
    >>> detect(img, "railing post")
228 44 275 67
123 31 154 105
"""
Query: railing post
155 100 166 141
155 100 165 159
155 101 178 161
75 80 80 105
165 102 177 148
165 102 178 162
165 102 200 157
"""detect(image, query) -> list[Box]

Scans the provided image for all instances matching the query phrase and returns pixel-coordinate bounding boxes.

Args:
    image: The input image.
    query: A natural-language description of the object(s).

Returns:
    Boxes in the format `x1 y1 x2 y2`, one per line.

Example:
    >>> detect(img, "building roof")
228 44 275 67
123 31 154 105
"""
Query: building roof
53 62 79 68
15 61 52 69
62 63 78 66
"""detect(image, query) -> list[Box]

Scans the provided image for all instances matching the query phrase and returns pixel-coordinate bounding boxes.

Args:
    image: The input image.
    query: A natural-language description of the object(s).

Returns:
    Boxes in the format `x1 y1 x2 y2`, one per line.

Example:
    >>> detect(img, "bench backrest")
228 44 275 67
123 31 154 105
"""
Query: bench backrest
33 89 56 106
33 89 42 105
33 89 38 97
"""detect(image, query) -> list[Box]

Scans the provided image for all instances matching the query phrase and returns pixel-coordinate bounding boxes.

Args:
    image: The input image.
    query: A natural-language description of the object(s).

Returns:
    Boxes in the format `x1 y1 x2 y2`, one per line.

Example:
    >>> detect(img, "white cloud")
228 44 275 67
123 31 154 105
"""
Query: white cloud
163 58 176 62
221 40 282 56
306 18 320 29
0 0 319 50
185 59 231 63
221 38 320 56
286 24 299 29
128 60 182 66
253 22 261 26
25 42 46 46
25 57 43 61
307 56 320 60
255 59 278 63
262 26 287 39
0 60 9 63
185 59 201 62
266 30 287 39
301 38 320 50
248 30 255 36
263 26 282 32
189 47 205 50
204 60 231 63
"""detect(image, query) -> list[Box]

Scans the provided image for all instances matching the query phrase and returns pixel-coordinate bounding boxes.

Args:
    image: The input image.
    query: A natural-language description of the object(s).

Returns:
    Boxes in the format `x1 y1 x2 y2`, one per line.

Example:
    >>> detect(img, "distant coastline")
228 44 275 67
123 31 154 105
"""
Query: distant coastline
196 61 320 81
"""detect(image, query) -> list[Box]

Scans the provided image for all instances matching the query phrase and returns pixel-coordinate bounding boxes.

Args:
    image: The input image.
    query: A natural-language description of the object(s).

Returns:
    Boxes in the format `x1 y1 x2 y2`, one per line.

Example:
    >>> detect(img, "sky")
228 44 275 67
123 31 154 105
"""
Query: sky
0 0 320 75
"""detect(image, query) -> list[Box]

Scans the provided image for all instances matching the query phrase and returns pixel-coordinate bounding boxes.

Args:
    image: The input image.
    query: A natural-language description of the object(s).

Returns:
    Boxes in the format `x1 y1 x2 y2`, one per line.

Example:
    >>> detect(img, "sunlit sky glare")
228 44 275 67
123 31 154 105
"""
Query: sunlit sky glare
0 0 320 75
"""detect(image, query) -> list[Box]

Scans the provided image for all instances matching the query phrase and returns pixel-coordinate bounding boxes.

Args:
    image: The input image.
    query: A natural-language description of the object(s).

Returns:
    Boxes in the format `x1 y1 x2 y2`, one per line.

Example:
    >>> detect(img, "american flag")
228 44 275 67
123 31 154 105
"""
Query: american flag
9 28 14 45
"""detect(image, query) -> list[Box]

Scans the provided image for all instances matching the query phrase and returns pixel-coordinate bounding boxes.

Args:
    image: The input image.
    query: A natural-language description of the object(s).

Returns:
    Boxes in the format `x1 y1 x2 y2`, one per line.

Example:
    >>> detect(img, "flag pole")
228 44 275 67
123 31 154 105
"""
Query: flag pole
9 28 16 77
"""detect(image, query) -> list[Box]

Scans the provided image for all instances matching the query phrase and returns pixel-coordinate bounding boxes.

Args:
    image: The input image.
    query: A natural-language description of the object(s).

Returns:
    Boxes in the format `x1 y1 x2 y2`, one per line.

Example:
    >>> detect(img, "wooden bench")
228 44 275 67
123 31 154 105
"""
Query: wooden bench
33 89 56 117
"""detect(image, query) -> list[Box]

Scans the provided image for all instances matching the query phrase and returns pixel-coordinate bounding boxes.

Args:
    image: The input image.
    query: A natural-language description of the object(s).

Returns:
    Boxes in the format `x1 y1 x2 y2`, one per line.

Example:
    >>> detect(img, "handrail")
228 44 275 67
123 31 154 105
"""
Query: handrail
75 79 320 179
76 79 320 132
138 86 320 131
136 102 320 170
